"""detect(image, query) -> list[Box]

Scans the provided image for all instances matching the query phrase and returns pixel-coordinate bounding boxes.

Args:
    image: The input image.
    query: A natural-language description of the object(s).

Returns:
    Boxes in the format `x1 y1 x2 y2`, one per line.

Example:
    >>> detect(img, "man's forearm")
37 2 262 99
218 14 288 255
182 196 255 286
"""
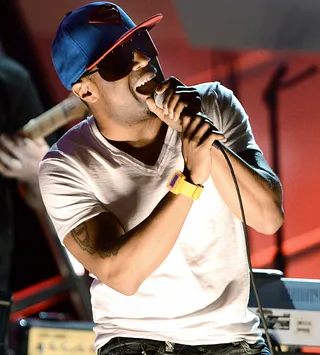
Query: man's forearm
108 192 194 293
210 145 284 234
73 191 194 295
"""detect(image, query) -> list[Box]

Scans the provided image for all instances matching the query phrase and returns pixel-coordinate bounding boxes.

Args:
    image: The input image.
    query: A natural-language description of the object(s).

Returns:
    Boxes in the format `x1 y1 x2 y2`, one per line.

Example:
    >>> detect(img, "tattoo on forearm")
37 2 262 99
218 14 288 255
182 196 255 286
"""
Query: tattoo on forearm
71 222 121 259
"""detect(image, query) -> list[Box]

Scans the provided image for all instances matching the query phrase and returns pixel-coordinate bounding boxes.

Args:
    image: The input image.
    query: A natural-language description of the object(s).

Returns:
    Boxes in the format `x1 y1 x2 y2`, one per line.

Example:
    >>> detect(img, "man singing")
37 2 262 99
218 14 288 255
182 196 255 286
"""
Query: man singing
39 2 284 355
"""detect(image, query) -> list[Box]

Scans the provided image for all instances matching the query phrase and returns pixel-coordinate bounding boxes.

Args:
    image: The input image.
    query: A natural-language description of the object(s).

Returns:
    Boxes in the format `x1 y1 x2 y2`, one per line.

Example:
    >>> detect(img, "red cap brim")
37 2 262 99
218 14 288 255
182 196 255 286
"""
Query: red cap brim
87 13 163 71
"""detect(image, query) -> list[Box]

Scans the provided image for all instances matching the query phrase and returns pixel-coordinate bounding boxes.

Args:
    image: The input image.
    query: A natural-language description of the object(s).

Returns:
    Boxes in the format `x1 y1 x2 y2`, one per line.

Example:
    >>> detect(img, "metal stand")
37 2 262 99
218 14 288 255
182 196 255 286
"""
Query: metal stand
0 289 13 355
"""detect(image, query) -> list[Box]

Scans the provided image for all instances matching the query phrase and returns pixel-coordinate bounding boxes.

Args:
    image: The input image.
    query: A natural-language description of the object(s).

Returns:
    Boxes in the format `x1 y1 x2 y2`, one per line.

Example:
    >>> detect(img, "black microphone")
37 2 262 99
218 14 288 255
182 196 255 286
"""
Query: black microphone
153 91 222 149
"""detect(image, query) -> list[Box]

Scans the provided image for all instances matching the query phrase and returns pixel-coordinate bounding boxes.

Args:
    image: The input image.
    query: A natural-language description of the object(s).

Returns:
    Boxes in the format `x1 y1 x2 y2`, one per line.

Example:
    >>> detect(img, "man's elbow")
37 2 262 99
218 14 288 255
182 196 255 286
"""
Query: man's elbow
257 206 284 235
109 281 140 296
99 271 141 296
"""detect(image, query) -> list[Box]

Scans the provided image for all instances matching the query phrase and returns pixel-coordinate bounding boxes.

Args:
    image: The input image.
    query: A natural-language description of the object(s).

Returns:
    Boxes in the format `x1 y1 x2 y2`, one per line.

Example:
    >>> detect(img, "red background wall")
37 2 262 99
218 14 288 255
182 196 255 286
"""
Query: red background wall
17 0 320 279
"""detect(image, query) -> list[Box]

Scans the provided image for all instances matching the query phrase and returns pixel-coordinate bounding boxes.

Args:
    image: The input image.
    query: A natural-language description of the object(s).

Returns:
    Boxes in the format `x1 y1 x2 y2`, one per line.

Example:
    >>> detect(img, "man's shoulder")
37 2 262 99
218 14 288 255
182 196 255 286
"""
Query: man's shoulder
46 118 90 158
194 81 233 101
192 81 233 115
194 81 220 91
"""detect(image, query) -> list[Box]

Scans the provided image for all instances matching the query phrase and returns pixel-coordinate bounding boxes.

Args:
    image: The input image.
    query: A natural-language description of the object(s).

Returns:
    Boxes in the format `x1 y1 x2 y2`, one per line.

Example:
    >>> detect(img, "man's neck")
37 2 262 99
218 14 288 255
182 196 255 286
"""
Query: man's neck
97 114 163 147
96 115 168 165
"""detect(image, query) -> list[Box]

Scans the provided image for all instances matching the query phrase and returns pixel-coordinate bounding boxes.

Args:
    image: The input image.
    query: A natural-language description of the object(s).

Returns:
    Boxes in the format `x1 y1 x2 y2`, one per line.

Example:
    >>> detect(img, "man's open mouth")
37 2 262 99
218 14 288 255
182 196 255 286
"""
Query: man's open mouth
136 72 160 96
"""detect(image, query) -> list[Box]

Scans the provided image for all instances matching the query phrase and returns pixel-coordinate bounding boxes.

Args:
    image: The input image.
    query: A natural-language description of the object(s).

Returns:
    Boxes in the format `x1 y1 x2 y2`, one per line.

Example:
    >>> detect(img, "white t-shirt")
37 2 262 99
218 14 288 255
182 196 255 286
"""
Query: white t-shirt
39 82 262 350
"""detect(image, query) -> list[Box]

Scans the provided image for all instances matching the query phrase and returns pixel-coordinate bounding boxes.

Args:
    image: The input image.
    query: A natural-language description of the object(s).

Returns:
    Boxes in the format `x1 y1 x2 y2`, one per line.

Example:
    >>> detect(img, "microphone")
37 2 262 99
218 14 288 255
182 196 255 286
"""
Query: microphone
153 91 222 149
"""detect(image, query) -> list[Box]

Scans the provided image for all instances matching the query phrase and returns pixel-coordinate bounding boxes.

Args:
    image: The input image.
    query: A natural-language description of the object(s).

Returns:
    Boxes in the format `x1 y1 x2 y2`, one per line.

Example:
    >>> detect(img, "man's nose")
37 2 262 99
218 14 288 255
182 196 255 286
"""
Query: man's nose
132 50 150 71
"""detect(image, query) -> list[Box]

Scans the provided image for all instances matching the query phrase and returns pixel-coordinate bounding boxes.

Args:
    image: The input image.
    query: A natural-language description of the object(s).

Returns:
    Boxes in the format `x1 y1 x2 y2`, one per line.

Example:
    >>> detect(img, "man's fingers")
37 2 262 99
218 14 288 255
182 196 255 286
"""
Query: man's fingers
145 97 161 115
162 90 174 116
182 115 226 145
202 130 224 149
154 77 201 120
155 76 185 94
173 101 187 121
0 134 25 160
155 80 173 95
155 82 169 95
0 148 23 171
167 94 182 119
146 97 171 123
181 115 193 133
34 137 47 146
0 160 14 177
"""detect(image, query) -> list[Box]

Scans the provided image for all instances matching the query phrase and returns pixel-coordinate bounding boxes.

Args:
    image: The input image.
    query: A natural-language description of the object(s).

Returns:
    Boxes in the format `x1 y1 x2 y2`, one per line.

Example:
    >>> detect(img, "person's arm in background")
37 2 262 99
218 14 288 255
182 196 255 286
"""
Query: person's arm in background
0 134 50 210
0 57 54 210
0 56 48 210
0 57 88 211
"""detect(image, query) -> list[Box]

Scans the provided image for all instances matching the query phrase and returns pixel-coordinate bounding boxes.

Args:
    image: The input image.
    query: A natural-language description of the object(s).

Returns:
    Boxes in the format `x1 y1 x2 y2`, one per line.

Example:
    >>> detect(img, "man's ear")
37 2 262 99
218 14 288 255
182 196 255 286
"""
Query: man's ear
72 80 98 104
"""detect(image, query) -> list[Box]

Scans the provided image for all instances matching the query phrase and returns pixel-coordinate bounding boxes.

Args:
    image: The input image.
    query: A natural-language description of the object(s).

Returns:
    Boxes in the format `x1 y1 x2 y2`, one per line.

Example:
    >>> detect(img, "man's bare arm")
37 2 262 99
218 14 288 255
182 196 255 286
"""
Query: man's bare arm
64 192 194 296
210 146 284 235
71 220 121 258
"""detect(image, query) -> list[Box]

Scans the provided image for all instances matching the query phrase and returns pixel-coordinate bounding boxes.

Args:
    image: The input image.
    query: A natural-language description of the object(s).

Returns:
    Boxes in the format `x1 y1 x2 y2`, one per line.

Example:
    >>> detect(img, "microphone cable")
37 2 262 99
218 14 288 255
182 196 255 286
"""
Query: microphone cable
215 141 276 355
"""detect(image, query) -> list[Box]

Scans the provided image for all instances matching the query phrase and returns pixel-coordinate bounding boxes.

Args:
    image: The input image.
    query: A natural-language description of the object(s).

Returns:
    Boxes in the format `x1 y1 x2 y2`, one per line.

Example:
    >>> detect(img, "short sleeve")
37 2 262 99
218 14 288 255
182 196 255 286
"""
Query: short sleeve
198 82 261 154
39 149 107 241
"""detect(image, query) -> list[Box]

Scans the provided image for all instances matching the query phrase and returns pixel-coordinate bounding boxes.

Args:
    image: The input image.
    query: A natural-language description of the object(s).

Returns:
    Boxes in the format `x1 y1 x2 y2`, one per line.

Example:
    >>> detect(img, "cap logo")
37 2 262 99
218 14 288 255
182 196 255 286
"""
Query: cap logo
88 4 122 25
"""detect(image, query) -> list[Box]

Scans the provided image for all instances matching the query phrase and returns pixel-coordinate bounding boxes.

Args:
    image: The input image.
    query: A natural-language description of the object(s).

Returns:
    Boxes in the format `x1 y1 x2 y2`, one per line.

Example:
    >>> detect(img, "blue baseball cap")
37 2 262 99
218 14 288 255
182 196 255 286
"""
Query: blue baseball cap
52 2 163 90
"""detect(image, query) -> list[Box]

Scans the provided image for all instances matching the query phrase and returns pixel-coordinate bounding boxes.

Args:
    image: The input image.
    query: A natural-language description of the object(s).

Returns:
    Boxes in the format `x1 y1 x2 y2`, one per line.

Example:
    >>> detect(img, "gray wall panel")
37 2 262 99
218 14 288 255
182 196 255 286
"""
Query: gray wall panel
173 0 320 52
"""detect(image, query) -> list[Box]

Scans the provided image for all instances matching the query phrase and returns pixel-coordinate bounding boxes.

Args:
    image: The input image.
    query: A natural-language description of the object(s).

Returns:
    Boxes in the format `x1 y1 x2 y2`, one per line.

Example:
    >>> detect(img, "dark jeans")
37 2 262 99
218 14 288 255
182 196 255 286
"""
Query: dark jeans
98 337 271 355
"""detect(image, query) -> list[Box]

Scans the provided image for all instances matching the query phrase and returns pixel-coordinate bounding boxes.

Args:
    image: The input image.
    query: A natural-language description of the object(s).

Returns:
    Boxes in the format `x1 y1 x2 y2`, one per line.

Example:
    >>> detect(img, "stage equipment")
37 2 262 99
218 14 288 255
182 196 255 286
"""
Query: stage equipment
249 269 320 347
10 318 95 355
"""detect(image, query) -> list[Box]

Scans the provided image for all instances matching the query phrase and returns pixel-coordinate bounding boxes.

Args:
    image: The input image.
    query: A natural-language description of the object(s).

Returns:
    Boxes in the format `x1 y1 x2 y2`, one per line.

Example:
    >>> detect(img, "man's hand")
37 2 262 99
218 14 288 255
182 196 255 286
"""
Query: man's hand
0 134 49 183
146 76 201 132
181 115 225 185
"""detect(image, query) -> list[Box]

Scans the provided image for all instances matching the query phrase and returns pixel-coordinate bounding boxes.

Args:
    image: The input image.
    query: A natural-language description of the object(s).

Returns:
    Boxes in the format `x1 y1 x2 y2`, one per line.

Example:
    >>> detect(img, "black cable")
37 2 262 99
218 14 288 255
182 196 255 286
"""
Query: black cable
217 143 276 355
